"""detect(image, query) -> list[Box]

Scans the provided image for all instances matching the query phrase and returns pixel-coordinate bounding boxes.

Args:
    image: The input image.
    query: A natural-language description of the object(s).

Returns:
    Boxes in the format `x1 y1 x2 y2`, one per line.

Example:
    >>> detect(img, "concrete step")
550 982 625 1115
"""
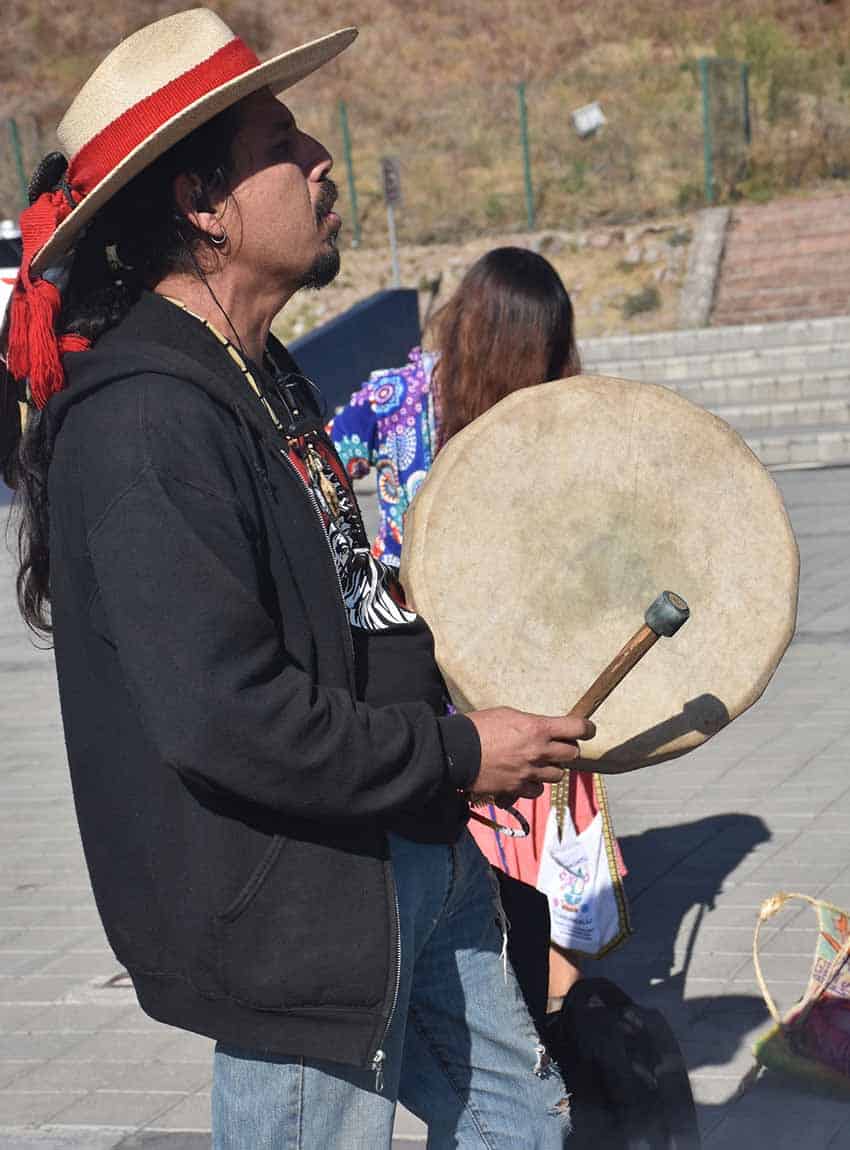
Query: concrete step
668 367 850 408
579 314 850 365
580 309 850 469
585 338 850 387
743 423 850 468
711 395 850 433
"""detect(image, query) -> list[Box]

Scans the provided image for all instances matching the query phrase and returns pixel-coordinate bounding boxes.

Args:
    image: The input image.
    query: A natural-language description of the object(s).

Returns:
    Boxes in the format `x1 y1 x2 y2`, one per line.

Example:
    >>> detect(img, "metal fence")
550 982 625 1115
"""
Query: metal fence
3 49 850 243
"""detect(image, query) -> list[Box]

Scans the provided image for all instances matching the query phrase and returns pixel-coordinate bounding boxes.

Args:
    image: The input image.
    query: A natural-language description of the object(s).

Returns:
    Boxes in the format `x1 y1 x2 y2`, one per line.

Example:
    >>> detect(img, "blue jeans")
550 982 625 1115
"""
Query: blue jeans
213 830 571 1149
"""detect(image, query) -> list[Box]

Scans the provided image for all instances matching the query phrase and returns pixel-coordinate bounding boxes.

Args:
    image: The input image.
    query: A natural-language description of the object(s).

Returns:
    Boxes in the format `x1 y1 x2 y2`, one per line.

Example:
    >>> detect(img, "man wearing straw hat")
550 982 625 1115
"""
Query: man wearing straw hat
3 10 593 1147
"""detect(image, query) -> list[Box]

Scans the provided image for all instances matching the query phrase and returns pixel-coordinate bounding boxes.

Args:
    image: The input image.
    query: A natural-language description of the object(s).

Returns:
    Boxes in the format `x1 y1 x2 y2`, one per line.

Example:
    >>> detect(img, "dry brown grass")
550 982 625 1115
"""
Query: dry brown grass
1 2 849 240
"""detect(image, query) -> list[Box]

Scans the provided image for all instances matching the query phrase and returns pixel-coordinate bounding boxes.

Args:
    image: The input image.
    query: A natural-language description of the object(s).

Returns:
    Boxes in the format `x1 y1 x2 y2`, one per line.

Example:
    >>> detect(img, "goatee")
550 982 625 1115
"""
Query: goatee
298 178 341 290
299 243 340 291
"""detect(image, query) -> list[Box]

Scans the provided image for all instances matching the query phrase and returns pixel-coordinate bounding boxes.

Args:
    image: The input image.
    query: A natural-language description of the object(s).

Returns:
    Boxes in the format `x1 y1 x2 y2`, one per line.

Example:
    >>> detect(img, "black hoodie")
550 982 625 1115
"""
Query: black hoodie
46 291 480 1067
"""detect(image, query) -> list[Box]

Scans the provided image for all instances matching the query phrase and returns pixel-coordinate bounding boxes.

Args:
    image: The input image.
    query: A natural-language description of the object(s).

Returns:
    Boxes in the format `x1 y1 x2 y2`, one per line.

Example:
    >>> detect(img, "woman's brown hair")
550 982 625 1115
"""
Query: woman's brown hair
431 246 580 448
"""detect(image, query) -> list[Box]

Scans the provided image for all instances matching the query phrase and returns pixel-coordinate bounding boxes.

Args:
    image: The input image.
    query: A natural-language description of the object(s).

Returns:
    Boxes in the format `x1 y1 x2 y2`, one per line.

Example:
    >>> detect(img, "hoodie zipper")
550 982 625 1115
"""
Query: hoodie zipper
275 443 403 1085
371 867 402 1092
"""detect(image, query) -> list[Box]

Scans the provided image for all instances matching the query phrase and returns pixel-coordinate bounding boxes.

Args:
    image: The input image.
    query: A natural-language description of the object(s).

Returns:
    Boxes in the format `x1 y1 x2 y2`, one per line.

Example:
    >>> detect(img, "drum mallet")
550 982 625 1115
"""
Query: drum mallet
570 590 690 721
552 590 690 837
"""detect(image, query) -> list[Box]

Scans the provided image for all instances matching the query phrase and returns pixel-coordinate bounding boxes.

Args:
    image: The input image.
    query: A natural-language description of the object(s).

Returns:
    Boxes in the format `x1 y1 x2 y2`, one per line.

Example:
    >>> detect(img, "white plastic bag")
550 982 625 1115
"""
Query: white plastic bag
537 794 630 958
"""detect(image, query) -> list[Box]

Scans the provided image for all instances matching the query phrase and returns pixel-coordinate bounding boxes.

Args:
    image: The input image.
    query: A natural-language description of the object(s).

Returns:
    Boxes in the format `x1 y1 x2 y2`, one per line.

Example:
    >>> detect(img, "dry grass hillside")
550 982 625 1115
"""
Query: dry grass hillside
1 2 849 340
2 1 849 235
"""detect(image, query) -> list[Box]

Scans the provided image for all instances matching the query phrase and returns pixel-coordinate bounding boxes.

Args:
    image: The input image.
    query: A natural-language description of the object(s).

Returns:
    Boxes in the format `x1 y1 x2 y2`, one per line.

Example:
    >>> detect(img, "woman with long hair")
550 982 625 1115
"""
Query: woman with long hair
331 246 627 1011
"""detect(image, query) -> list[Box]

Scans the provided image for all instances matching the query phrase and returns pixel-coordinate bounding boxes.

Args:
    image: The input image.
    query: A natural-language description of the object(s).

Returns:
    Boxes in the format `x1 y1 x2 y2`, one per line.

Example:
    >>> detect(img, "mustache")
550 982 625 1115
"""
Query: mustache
315 180 338 224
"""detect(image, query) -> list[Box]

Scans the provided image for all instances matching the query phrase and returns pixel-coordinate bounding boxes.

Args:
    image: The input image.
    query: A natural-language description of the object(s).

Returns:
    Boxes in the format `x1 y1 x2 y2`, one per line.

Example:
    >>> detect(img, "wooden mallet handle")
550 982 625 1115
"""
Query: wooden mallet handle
570 590 690 720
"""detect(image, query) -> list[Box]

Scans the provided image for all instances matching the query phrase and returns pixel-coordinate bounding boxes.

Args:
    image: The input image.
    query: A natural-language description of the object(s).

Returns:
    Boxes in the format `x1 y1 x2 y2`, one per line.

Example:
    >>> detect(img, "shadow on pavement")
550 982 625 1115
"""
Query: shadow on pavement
593 814 775 1140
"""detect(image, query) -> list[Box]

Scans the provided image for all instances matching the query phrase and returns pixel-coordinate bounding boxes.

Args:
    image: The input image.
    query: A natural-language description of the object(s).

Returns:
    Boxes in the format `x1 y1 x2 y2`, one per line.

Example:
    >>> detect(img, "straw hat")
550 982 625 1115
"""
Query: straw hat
6 8 356 408
31 9 357 275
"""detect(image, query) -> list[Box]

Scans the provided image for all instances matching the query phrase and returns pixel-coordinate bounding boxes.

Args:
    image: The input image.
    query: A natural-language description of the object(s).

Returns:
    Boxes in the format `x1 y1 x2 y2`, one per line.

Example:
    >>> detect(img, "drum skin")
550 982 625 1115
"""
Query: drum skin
400 375 799 771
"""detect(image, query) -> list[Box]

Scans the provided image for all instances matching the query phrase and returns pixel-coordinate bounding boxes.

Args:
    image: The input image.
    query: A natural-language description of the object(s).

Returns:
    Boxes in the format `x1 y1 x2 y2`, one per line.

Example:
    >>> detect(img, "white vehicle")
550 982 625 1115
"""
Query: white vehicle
0 219 21 329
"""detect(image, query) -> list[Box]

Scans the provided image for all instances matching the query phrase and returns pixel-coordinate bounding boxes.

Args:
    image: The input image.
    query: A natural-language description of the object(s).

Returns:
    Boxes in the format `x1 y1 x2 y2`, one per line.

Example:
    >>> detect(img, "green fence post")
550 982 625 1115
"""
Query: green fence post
517 82 535 231
698 58 714 205
338 100 361 248
8 118 28 211
740 62 751 146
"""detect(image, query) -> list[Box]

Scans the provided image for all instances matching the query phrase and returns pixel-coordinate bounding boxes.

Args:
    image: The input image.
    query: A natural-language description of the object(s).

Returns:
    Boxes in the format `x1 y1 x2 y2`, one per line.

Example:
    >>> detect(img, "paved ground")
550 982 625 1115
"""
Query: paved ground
0 466 848 1148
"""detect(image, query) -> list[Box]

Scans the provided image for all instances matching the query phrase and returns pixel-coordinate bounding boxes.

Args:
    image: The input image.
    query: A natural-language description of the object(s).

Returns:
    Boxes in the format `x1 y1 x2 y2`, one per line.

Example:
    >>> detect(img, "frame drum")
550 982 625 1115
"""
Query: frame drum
400 375 799 771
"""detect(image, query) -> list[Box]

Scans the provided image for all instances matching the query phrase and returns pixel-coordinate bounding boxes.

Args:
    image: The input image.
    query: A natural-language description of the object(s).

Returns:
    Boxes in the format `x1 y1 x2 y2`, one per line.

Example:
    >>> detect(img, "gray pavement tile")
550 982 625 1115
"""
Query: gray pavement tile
686 926 772 956
679 1040 757 1079
828 1116 850 1149
818 884 850 906
56 1032 178 1065
146 1092 210 1132
0 932 97 954
103 1016 175 1038
675 953 748 981
0 911 100 930
737 953 814 986
0 1063 38 1089
393 1107 428 1139
696 1105 727 1142
0 978 93 1006
0 934 27 948
0 955 57 978
152 1036 214 1066
735 1075 850 1124
22 1006 136 1035
745 863 847 888
757 927 818 957
2 1061 120 1093
705 1112 845 1150
35 955 122 979
688 1075 742 1106
100 1064 210 1096
707 886 805 912
0 1006 56 1031
680 1017 766 1062
117 1135 210 1149
0 1035 93 1061
0 1092 80 1125
48 1092 179 1128
0 1129 131 1150
692 995 772 1026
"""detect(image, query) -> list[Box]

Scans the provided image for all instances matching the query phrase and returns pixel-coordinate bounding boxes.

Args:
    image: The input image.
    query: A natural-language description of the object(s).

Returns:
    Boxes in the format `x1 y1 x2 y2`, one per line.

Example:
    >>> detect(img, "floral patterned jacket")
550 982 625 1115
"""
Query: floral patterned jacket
329 347 438 568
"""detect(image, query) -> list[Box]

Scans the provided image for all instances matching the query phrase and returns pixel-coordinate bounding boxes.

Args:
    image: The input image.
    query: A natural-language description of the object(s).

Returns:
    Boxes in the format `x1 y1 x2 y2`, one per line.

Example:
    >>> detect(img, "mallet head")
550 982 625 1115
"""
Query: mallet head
645 590 690 637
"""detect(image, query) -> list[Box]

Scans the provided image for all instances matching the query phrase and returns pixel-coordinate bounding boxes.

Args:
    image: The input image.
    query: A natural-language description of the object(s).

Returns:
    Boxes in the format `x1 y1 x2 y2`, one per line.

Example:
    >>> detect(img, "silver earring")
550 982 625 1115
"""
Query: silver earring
209 229 227 247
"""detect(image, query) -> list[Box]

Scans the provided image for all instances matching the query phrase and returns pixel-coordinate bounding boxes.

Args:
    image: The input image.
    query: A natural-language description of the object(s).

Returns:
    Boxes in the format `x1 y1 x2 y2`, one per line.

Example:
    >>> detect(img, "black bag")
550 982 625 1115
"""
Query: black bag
542 977 701 1150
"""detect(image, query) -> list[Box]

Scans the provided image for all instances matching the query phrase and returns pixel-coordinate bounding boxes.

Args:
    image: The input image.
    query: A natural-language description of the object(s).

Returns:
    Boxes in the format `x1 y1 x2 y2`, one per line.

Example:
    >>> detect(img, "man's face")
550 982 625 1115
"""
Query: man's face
223 89 341 294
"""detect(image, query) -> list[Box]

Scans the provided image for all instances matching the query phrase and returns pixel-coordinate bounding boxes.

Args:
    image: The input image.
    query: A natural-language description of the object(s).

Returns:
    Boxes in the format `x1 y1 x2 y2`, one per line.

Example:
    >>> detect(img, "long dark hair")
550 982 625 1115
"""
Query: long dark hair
6 102 244 638
431 247 580 448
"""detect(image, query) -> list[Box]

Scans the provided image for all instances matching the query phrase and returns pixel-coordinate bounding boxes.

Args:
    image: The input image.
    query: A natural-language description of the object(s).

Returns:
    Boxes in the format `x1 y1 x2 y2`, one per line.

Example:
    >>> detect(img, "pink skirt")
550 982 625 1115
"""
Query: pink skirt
469 770 626 885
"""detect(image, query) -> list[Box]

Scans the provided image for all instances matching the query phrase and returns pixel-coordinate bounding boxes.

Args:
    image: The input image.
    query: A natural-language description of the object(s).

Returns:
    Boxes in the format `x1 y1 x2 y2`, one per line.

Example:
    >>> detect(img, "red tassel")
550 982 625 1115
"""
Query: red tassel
5 186 90 410
7 275 65 409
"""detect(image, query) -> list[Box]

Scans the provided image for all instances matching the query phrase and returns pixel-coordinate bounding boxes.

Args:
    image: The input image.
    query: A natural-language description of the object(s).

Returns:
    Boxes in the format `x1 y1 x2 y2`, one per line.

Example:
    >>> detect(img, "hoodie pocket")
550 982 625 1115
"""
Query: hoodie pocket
217 835 286 924
214 834 390 1013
